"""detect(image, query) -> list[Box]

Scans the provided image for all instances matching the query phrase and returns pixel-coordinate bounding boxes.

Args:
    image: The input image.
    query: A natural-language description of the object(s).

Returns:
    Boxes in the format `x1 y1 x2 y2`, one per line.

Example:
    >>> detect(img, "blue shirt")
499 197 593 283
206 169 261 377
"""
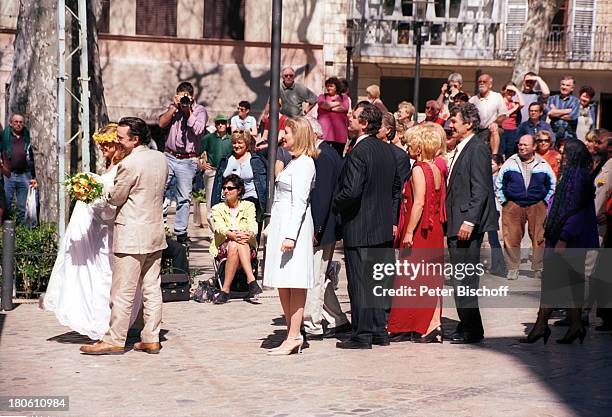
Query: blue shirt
547 94 580 141
516 120 555 143
223 154 257 200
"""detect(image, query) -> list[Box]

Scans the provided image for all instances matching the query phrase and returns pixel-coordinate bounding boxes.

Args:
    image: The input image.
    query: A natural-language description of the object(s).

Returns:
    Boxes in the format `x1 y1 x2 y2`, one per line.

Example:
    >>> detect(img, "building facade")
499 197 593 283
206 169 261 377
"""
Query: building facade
1 0 610 129
0 0 350 126
349 0 612 128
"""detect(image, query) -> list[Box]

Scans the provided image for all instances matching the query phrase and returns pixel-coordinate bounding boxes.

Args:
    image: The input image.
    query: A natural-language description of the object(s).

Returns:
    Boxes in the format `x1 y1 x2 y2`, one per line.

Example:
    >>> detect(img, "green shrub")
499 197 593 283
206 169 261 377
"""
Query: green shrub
0 222 58 298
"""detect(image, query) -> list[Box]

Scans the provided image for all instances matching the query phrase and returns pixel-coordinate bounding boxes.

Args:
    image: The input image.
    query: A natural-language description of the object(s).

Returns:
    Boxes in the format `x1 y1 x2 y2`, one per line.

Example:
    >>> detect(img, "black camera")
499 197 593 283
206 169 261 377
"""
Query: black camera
179 95 193 107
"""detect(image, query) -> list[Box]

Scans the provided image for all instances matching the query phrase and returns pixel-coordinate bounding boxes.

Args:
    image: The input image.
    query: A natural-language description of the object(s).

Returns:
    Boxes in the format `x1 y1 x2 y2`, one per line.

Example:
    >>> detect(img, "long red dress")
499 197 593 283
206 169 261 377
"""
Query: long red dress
388 160 446 337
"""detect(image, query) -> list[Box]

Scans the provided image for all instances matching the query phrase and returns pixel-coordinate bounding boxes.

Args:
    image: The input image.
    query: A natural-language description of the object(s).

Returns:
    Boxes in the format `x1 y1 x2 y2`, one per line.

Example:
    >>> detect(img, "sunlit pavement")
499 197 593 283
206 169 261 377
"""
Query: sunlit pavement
1 211 611 417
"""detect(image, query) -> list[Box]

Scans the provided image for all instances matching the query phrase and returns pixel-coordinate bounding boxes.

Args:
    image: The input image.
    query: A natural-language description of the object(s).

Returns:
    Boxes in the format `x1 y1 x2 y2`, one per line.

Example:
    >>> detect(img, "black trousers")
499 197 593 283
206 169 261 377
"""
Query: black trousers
448 233 485 338
344 242 393 344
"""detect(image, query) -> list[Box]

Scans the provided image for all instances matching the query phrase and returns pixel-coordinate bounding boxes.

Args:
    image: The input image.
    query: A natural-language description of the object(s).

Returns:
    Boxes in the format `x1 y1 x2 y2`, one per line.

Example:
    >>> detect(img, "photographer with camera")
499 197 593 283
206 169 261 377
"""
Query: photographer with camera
437 73 465 120
159 81 209 244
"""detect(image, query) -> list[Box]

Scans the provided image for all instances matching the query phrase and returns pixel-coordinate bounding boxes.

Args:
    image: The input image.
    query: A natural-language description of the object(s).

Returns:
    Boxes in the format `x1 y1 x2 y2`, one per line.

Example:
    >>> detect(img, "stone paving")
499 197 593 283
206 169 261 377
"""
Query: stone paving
1 211 612 417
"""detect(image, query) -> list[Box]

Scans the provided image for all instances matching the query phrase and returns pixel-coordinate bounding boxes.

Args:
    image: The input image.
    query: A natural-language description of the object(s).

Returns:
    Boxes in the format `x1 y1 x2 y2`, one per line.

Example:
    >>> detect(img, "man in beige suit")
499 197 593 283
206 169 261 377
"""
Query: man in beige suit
81 117 169 355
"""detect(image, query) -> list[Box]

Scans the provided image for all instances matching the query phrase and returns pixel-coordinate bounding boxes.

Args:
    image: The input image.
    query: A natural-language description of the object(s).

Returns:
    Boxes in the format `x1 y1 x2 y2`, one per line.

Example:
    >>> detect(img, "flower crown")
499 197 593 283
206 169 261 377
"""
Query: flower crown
93 123 119 144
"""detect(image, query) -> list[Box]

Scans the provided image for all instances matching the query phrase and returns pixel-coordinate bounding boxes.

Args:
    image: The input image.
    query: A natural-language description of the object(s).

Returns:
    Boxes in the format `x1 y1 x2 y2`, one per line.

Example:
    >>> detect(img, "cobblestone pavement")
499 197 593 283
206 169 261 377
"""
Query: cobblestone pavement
1 214 612 417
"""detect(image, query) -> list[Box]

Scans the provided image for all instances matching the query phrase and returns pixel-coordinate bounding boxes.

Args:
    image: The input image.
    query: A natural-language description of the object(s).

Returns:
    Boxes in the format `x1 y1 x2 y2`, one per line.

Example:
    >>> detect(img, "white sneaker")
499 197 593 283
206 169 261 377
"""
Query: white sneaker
506 269 520 280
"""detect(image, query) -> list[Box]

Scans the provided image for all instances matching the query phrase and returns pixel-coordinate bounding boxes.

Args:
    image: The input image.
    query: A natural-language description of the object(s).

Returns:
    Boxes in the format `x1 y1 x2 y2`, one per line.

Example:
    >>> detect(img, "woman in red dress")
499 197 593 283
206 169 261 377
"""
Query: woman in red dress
389 123 447 343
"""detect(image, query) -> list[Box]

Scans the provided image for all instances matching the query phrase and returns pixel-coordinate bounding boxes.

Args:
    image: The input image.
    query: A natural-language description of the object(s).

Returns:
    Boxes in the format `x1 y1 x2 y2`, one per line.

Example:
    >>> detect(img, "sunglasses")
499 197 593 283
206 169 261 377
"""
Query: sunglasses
536 139 551 143
282 74 295 78
237 107 247 111
222 186 238 191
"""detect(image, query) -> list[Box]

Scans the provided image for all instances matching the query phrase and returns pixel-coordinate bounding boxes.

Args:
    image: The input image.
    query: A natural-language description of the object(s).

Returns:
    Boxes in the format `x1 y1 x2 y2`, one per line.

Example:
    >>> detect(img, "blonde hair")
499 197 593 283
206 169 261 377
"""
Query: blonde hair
366 84 381 99
285 117 319 158
231 129 256 152
398 101 415 116
585 129 598 143
93 123 118 144
405 123 444 161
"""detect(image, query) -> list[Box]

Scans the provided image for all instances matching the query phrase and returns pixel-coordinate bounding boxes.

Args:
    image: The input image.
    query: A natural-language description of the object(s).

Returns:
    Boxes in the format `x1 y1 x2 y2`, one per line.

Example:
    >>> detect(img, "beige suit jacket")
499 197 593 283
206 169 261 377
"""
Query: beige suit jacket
108 145 169 254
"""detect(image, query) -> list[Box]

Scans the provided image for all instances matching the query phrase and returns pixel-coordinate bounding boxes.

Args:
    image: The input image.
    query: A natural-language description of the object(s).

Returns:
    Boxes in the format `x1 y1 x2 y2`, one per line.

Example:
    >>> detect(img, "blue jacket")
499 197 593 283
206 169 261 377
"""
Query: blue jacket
496 154 555 207
211 153 268 216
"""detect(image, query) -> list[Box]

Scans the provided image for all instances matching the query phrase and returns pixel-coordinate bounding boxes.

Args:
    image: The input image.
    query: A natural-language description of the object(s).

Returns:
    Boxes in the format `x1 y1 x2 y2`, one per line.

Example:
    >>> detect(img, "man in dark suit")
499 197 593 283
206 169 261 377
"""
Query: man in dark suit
303 119 350 339
445 102 499 344
333 102 401 349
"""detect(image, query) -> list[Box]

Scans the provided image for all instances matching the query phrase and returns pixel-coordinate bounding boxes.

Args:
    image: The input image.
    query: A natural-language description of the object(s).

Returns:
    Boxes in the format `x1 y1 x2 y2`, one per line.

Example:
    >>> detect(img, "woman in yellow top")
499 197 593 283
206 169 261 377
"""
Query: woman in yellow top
210 174 261 304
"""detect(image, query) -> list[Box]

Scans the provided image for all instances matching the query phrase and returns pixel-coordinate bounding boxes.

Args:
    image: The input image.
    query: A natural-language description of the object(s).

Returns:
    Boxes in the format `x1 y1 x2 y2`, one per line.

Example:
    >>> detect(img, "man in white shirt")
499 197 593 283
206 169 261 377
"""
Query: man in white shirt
230 100 258 136
469 74 507 155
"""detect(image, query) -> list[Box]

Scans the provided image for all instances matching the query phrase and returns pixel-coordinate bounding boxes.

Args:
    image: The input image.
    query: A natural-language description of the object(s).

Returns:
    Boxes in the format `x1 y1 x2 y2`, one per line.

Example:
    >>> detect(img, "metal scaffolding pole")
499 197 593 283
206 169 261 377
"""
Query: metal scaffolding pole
56 0 91 239
77 0 91 172
57 0 67 238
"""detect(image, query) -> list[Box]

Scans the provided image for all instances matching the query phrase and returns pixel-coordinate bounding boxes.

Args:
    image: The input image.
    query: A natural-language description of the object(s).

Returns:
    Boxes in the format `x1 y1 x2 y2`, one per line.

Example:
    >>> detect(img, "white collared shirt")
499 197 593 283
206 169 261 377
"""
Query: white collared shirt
447 133 477 228
447 133 474 182
353 133 369 149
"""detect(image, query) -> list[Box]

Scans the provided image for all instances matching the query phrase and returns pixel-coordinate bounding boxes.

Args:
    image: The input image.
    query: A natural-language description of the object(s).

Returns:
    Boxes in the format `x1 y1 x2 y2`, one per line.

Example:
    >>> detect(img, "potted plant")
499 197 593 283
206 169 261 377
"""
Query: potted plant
192 189 207 228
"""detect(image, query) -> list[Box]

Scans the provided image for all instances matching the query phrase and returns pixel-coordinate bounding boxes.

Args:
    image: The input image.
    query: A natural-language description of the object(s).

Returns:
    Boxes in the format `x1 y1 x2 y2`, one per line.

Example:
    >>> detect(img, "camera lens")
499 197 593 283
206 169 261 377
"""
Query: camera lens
180 96 191 106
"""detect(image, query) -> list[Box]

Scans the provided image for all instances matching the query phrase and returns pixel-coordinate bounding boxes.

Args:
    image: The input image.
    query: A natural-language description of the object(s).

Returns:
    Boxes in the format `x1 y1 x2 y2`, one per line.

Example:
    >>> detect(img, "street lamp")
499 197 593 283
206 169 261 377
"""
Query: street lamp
346 19 354 88
413 21 430 122
345 19 363 104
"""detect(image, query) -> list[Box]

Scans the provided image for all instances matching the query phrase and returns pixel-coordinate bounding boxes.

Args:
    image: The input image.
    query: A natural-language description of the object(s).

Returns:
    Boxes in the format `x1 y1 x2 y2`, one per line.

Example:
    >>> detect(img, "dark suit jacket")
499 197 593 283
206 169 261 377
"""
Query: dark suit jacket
312 141 343 246
333 136 400 247
388 143 412 187
446 134 498 238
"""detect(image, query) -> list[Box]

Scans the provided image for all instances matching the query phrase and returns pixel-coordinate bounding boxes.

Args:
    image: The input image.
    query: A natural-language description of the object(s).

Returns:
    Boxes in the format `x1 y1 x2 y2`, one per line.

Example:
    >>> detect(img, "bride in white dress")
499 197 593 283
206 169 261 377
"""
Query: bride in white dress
43 124 139 340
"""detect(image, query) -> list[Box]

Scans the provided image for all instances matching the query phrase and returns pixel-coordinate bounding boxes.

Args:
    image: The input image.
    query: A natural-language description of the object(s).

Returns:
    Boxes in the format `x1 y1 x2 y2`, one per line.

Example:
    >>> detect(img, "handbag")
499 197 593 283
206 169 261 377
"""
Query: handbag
160 273 191 302
193 279 217 303
24 185 38 227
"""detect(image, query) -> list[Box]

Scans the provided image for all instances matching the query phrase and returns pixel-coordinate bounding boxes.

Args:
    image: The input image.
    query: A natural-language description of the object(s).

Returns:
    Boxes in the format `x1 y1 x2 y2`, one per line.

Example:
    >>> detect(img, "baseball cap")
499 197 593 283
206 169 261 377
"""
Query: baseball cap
214 114 228 123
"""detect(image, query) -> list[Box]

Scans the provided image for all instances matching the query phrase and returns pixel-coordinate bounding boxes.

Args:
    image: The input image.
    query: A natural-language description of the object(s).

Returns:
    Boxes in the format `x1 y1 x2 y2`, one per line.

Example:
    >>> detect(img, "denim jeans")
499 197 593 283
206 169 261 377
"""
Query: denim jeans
4 172 31 223
165 154 198 235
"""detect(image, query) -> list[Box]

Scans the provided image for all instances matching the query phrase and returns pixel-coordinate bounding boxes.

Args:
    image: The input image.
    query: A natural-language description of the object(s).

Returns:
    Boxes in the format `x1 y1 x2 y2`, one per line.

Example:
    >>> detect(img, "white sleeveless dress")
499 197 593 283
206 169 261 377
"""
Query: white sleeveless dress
43 166 140 340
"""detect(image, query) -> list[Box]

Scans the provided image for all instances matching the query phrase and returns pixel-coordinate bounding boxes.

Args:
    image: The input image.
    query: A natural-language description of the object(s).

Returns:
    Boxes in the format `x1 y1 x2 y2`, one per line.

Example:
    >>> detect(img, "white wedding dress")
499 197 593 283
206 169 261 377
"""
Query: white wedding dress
43 166 140 340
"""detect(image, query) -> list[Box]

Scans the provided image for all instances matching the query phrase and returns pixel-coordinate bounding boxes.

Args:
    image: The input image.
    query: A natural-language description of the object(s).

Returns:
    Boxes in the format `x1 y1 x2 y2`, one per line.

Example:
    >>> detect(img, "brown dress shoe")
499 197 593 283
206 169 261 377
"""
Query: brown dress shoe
133 342 162 354
80 341 124 355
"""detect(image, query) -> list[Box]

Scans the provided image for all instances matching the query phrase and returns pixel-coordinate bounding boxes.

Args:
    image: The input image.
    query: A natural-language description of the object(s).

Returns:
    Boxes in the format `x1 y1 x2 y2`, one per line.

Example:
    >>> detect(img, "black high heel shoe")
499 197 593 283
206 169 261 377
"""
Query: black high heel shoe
556 326 587 344
412 328 443 344
518 325 551 344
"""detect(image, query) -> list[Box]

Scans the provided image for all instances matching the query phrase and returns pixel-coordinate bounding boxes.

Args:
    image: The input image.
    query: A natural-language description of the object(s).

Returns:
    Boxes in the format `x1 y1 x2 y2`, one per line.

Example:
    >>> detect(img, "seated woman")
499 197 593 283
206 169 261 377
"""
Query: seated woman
211 130 267 234
210 174 262 304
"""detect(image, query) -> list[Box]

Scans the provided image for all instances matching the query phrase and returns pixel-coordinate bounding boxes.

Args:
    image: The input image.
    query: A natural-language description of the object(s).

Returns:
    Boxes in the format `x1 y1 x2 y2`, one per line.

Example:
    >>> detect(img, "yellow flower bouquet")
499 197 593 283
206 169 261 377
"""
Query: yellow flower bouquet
64 172 104 203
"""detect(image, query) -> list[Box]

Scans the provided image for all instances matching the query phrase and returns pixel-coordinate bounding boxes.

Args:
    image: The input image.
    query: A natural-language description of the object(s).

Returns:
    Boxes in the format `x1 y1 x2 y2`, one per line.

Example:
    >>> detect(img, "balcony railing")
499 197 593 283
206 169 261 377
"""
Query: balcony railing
350 19 612 63
496 24 612 62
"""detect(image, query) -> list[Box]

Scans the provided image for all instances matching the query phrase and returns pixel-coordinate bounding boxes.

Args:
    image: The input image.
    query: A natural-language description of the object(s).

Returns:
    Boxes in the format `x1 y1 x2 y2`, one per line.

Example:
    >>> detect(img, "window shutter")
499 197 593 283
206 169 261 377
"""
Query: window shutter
97 0 110 34
570 0 596 59
504 0 528 51
204 0 245 40
135 0 177 37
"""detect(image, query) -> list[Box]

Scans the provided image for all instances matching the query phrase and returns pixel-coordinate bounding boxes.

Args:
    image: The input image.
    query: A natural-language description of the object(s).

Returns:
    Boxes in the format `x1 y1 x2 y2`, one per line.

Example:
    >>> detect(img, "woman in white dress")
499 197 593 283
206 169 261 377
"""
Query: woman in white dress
43 124 138 340
264 117 318 356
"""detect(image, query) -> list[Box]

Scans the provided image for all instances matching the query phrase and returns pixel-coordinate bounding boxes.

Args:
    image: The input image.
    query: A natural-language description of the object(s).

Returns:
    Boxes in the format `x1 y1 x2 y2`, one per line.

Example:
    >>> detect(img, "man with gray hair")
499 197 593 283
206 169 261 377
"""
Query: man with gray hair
547 75 580 141
303 116 350 340
437 72 465 119
445 102 499 344
277 66 317 117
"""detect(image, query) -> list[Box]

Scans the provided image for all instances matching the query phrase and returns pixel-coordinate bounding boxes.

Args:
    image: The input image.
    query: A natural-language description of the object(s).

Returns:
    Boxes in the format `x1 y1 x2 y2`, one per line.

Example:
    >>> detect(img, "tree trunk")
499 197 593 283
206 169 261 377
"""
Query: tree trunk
8 0 58 223
87 0 109 173
9 0 109 222
511 0 563 85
